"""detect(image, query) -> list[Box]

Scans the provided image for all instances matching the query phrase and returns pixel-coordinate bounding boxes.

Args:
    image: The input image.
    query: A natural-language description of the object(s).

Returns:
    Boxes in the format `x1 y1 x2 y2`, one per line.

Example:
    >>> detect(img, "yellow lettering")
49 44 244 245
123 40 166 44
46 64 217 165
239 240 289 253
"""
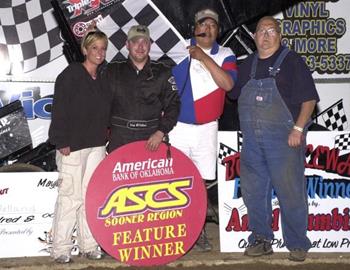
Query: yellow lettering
118 247 132 262
147 210 183 221
117 241 186 262
175 241 185 255
113 232 122 245
153 243 162 258
104 214 145 227
99 179 191 217
177 223 187 237
165 225 175 239
122 230 132 244
142 227 152 242
133 229 143 243
140 245 151 259
104 217 110 227
164 242 174 256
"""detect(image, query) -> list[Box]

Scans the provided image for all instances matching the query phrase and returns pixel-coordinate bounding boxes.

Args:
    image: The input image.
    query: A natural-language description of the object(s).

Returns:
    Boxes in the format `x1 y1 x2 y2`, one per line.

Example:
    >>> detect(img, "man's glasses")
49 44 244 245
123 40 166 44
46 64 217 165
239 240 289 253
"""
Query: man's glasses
256 28 278 36
197 22 218 29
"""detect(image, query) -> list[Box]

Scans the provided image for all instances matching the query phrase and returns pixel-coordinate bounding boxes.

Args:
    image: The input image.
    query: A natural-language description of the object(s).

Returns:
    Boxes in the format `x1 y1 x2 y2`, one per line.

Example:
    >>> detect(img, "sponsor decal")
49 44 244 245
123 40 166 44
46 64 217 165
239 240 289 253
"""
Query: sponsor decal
0 88 52 120
86 141 207 266
72 15 103 38
57 0 122 39
63 0 120 19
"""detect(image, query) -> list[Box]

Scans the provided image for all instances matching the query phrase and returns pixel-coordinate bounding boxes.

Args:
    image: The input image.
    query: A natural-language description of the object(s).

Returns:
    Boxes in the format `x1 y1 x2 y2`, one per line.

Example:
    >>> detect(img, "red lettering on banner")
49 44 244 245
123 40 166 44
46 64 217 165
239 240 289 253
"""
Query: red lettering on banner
325 147 341 172
225 208 280 232
308 208 350 231
225 208 248 231
305 145 349 177
338 155 350 176
223 153 240 180
305 145 328 170
225 207 350 233
223 144 350 180
305 145 341 170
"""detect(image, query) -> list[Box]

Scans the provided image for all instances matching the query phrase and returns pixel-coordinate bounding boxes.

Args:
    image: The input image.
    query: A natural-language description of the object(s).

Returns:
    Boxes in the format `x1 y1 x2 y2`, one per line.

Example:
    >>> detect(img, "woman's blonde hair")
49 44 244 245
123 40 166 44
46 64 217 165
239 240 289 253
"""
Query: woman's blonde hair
80 30 108 53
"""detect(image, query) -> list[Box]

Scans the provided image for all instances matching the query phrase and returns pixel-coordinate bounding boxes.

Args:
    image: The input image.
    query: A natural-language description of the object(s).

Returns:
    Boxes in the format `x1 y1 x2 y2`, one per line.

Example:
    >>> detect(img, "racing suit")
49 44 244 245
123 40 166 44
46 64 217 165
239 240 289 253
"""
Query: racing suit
105 58 180 152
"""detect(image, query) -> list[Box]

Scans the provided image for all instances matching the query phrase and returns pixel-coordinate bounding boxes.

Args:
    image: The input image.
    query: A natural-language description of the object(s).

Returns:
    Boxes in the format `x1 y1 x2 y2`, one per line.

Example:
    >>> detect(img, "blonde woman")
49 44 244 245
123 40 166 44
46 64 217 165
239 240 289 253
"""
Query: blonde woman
49 30 110 264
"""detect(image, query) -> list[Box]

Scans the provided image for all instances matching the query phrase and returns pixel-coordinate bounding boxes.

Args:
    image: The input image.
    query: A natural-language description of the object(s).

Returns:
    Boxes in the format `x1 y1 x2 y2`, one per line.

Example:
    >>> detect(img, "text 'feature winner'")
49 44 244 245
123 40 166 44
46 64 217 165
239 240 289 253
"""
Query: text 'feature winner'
86 141 207 266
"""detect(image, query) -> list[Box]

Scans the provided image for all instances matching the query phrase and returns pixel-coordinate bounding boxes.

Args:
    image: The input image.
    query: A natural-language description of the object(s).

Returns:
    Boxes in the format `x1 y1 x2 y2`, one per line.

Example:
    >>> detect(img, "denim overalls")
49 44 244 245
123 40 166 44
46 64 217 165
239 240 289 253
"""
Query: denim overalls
238 48 311 251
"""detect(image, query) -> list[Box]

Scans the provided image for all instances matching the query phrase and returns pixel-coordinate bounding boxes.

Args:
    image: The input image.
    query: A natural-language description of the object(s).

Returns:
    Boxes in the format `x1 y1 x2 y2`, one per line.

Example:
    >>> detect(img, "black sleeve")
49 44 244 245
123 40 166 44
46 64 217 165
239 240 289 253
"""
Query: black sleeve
228 56 252 100
101 64 115 127
48 67 72 149
229 75 242 100
158 68 181 134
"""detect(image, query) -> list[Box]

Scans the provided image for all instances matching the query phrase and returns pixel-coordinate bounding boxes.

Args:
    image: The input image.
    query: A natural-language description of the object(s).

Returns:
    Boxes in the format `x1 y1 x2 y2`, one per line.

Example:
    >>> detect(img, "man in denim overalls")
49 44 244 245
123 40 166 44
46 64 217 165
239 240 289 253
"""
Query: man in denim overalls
233 16 319 261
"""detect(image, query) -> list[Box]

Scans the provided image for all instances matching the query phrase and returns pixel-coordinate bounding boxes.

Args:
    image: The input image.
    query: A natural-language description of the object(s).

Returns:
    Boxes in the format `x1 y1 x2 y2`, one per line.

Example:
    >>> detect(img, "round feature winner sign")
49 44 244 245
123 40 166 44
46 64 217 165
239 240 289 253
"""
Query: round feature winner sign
86 141 207 266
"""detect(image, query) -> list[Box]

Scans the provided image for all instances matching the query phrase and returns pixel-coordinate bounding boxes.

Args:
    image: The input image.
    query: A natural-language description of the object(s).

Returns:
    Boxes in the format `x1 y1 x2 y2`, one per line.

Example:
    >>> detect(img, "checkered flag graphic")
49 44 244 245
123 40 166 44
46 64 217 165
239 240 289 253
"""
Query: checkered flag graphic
237 130 243 152
321 99 348 131
97 0 187 65
218 143 237 165
0 0 63 73
334 133 350 151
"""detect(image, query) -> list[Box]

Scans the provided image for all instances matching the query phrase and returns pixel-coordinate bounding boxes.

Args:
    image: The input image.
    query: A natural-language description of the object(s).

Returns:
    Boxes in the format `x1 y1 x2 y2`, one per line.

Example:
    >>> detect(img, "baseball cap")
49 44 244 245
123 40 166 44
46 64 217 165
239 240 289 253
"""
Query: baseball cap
127 25 150 41
195 8 219 24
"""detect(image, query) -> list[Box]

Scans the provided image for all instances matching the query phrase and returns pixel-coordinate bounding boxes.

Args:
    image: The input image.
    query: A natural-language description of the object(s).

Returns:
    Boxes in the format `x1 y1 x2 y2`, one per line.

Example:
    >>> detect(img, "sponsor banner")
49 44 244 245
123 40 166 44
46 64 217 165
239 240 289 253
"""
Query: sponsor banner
86 141 207 266
218 131 350 252
0 82 54 147
0 172 58 258
277 0 350 79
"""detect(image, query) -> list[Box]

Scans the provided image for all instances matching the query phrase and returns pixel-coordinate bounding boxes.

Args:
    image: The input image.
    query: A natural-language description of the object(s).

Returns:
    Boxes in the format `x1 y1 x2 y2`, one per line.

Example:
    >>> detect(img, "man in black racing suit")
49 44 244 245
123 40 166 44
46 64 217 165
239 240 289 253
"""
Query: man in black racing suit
105 25 180 152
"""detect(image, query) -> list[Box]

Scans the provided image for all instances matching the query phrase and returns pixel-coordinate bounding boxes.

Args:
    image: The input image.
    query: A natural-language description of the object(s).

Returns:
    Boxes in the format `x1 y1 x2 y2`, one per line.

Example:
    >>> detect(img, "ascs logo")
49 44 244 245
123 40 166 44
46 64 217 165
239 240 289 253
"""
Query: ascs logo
98 178 192 217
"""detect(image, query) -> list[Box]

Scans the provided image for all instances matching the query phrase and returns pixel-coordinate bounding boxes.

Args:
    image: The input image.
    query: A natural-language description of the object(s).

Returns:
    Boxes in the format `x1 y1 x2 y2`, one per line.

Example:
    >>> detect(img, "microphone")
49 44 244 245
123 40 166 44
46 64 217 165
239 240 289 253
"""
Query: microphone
195 33 206 37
